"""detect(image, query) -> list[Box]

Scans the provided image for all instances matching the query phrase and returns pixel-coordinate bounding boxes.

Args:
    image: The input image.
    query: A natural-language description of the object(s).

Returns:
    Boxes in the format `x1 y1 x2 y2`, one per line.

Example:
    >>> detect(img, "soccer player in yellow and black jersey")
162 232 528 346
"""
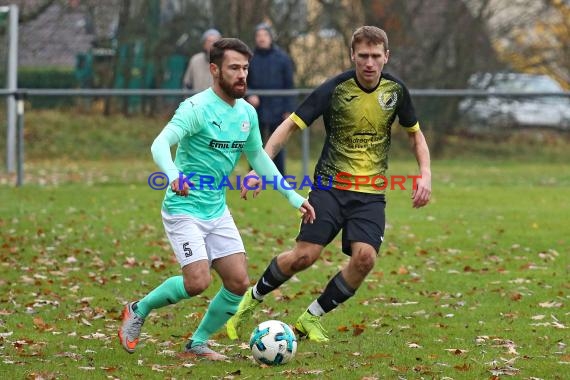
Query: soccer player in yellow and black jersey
227 26 431 342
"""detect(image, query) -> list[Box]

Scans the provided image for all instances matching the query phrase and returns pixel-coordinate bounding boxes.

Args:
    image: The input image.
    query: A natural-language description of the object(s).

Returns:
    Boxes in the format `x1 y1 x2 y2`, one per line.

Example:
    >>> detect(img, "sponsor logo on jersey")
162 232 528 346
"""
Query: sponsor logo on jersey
209 139 247 150
378 91 398 110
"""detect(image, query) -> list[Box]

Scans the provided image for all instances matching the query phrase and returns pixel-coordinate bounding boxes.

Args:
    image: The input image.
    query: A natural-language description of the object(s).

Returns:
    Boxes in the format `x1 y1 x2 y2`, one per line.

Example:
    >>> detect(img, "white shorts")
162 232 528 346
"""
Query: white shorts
161 207 246 268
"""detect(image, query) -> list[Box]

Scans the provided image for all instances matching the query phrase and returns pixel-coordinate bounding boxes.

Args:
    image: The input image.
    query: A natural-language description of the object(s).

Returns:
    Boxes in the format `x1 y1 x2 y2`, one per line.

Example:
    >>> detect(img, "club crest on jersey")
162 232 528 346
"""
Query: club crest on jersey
378 91 398 110
241 121 250 132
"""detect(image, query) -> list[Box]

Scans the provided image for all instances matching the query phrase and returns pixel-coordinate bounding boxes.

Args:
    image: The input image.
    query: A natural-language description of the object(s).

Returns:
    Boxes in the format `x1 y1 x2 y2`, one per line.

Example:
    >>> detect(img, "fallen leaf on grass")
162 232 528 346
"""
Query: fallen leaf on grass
413 364 435 374
551 321 567 329
366 353 392 359
221 369 241 379
397 266 409 275
538 301 562 308
475 335 490 344
454 363 470 371
100 366 118 372
65 256 77 264
12 339 32 351
489 365 519 376
445 348 468 355
26 372 58 380
352 323 365 336
280 368 324 375
492 339 519 355
157 349 176 357
80 332 106 340
510 293 522 301
123 257 137 268
551 314 567 328
389 365 408 373
33 317 53 332
386 300 419 306
55 351 82 361
530 314 567 329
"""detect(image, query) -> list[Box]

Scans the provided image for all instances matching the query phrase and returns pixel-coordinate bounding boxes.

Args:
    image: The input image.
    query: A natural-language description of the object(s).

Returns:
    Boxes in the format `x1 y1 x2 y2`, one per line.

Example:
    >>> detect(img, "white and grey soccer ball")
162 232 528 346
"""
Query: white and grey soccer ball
249 320 297 365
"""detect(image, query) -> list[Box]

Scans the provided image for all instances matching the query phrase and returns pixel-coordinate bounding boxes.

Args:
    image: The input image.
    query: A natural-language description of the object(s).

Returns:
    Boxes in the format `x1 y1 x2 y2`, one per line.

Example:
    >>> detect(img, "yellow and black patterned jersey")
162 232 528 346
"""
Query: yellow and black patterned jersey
290 70 420 194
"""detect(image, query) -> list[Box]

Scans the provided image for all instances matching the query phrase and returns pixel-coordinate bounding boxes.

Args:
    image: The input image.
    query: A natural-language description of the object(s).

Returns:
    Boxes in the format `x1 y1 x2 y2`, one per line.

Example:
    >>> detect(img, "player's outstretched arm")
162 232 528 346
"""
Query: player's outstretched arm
151 127 189 196
264 117 299 160
407 129 431 208
245 147 315 224
240 117 300 200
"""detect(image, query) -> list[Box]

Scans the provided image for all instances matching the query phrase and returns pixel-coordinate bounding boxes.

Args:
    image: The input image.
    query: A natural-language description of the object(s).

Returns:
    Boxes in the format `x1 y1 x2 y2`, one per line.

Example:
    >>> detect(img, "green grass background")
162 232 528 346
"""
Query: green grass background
0 110 568 379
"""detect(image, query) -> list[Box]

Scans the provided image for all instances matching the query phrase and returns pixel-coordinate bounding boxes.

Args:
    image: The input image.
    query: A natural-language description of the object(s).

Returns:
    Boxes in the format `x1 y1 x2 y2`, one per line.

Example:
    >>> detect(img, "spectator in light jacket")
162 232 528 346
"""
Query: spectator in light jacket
183 28 222 91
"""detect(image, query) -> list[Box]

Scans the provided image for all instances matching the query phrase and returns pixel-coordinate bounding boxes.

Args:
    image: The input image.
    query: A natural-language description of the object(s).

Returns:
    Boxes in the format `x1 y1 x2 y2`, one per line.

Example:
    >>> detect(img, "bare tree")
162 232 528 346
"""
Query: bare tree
355 0 502 154
484 0 570 88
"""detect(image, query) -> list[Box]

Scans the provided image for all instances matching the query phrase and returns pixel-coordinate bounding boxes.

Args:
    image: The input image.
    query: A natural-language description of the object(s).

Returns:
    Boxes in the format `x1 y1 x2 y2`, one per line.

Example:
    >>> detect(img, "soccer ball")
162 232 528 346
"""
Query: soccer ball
249 320 297 365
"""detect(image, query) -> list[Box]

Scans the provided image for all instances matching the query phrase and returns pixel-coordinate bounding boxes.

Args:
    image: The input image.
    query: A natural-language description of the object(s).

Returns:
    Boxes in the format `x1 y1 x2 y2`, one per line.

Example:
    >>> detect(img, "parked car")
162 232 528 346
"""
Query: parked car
459 73 570 131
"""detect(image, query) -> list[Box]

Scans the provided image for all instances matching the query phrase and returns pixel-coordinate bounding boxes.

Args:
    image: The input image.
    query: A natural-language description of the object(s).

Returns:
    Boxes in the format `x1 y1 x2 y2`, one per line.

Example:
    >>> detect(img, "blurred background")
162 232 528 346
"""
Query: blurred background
0 0 569 185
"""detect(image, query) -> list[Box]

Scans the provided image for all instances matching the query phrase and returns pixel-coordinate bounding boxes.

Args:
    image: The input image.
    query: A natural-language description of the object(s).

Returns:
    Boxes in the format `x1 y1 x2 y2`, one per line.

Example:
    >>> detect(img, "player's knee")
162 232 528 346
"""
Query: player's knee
223 276 250 296
352 249 376 275
290 255 312 272
183 273 211 296
290 250 320 272
279 244 322 274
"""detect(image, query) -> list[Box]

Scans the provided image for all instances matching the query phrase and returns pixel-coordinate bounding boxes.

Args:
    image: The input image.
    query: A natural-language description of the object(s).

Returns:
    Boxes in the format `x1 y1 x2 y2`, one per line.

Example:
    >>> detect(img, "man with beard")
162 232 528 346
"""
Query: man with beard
118 38 315 360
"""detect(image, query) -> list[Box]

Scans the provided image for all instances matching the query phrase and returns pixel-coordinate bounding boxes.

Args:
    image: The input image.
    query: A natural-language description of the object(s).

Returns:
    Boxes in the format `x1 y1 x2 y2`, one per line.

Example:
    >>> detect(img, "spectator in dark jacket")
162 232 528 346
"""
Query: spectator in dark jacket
247 23 295 175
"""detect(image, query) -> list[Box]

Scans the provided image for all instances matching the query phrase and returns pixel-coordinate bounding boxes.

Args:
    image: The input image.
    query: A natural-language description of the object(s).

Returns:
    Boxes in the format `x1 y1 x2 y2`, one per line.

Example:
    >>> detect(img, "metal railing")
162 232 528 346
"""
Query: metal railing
3 88 570 187
2 88 569 97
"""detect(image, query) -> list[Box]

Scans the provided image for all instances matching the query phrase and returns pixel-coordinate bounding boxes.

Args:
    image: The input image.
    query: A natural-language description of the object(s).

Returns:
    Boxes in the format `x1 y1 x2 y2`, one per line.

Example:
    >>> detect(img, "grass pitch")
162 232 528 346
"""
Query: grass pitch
0 158 568 379
1 107 569 379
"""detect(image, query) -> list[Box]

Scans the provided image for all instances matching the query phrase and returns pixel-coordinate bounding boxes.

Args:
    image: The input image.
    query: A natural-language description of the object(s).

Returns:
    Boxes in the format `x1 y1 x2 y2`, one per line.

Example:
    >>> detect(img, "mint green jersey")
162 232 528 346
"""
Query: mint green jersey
162 88 262 219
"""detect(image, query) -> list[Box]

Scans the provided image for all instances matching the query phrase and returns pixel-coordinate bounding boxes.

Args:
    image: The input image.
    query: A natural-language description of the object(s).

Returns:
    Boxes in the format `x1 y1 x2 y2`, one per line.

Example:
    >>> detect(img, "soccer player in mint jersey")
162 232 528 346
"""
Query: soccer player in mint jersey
227 26 431 342
118 38 315 360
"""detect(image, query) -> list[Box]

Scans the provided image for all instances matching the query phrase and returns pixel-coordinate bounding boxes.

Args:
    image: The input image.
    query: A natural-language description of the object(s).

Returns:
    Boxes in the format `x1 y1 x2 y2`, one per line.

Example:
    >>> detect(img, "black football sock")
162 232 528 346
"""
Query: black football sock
314 271 355 313
252 257 291 300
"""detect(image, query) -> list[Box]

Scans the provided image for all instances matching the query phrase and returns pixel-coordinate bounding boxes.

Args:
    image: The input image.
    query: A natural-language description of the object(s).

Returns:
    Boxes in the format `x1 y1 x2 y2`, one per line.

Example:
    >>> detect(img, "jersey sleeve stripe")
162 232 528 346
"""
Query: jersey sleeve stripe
401 121 420 132
289 113 308 130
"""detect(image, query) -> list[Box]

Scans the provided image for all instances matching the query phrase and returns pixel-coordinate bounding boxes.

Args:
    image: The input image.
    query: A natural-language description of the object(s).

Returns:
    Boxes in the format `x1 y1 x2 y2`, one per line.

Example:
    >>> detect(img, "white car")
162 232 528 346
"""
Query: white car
459 73 570 131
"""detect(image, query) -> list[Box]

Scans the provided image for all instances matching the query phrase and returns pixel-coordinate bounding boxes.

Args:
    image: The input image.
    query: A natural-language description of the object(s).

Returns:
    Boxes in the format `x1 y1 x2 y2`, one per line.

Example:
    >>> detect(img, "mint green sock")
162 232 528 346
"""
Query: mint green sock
190 286 242 346
134 275 189 318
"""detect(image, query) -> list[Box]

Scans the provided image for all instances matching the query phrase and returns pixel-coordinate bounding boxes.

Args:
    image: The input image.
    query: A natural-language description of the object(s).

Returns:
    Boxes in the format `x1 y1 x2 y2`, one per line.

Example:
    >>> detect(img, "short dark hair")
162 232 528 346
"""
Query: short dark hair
210 38 253 67
351 26 389 52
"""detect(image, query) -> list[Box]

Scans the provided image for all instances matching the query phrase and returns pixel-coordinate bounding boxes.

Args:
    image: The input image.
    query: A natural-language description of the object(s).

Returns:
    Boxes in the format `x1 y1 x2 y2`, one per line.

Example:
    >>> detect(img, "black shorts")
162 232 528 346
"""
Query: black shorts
296 187 386 255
